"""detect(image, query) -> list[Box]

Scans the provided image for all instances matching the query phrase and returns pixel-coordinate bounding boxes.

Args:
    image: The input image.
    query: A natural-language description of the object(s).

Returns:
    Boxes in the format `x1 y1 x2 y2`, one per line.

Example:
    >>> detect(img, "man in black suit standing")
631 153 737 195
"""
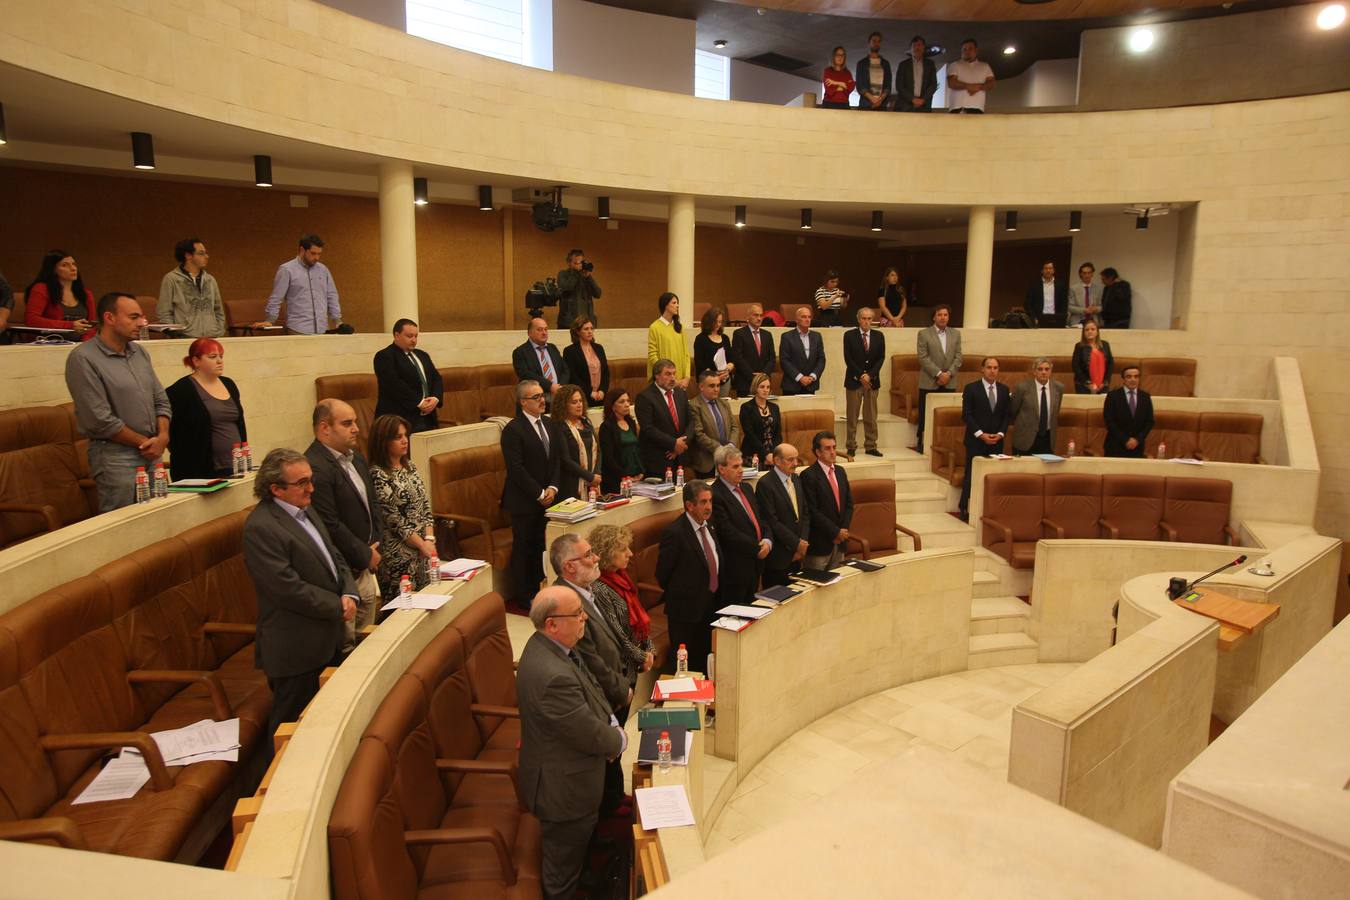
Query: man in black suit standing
1103 365 1154 457
1025 261 1069 329
895 34 938 111
756 442 811 587
373 318 444 432
800 431 854 571
780 306 826 395
1099 267 1133 329
843 306 886 460
710 445 770 604
959 357 1012 519
511 317 570 399
656 481 720 675
243 448 357 741
500 380 562 608
635 358 692 478
730 302 775 397
305 399 383 650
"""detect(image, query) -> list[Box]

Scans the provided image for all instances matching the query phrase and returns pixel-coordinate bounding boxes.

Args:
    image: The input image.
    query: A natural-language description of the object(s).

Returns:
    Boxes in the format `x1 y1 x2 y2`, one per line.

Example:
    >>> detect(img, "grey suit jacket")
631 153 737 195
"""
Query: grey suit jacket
687 394 741 475
517 631 623 823
242 500 357 679
1009 378 1065 452
553 576 628 711
916 326 962 390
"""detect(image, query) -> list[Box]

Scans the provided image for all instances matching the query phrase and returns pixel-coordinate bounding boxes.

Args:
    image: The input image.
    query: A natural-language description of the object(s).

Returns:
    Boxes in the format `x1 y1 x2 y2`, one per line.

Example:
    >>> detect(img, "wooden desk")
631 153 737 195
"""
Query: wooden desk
1173 588 1280 651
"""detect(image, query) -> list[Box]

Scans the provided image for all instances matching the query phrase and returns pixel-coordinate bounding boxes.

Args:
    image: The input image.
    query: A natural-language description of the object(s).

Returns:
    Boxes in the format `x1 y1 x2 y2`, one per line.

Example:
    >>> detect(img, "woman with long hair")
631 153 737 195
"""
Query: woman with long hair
561 316 610 406
367 414 437 601
1071 319 1115 395
693 306 733 397
24 250 96 339
554 383 601 499
646 292 690 388
876 266 908 327
165 337 247 479
598 388 643 493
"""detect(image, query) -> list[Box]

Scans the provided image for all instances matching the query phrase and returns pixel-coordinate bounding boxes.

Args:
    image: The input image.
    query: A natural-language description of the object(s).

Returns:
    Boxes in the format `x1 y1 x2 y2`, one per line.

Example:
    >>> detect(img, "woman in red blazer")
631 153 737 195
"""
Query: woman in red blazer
24 250 96 340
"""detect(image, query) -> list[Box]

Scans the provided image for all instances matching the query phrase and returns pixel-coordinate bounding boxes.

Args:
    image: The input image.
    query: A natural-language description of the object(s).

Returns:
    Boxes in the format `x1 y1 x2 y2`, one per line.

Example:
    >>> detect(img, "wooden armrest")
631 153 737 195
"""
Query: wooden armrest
436 512 490 536
203 622 256 636
979 516 1013 562
0 503 60 532
1158 521 1178 541
1040 517 1065 539
844 535 871 559
404 827 516 885
0 817 88 850
1097 517 1120 540
1222 525 1238 545
470 703 520 719
894 522 922 552
436 758 516 775
39 732 172 790
128 669 231 720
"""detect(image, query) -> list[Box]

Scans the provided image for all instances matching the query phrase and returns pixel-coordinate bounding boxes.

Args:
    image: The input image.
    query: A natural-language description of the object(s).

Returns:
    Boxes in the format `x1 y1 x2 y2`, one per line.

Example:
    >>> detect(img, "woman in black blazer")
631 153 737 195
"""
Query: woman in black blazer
553 384 601 499
166 338 247 480
738 372 782 469
1071 319 1115 395
598 388 644 494
561 317 610 406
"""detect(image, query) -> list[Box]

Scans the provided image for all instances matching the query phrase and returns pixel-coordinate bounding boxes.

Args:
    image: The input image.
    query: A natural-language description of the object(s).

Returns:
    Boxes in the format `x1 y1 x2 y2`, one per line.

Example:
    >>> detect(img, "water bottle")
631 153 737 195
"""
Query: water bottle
425 527 440 585
590 486 600 509
399 574 412 601
243 442 254 473
675 466 685 488
152 462 169 499
1066 440 1076 459
621 476 632 499
1156 441 1167 460
657 730 673 773
231 443 244 477
751 453 759 470
664 466 673 484
675 643 688 677
134 467 149 504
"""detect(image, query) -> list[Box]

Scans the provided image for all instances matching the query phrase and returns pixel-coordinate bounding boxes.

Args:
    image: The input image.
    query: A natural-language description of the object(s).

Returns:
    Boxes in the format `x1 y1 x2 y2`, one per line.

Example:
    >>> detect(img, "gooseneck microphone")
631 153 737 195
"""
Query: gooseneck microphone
1168 555 1248 600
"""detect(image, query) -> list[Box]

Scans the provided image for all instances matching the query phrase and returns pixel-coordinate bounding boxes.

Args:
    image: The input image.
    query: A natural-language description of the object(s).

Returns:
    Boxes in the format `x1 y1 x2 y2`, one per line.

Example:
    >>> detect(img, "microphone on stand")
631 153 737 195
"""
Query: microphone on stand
1168 555 1248 600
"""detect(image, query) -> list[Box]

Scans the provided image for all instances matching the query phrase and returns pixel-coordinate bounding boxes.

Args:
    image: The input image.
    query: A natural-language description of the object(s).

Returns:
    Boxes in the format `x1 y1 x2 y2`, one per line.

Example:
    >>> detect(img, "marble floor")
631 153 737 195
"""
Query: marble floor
703 663 1080 859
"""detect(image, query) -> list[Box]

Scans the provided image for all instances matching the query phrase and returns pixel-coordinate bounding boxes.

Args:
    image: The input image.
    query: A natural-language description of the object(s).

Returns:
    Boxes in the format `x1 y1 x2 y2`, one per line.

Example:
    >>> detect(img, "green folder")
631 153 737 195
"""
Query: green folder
638 707 701 732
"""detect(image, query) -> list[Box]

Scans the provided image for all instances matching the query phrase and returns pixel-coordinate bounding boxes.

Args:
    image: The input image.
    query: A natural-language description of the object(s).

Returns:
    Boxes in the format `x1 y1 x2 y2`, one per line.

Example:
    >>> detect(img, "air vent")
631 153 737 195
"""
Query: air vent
741 52 813 75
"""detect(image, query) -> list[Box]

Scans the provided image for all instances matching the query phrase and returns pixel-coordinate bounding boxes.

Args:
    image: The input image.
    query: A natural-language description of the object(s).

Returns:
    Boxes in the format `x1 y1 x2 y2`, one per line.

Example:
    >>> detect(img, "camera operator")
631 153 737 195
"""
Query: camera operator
556 249 602 330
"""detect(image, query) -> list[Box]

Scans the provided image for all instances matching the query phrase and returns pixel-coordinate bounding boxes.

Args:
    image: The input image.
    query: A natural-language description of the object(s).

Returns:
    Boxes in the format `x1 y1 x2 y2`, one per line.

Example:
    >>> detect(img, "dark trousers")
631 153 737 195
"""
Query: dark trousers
267 667 324 749
510 509 547 606
820 100 850 109
762 564 796 588
948 107 985 114
817 309 841 327
916 385 953 451
666 618 712 676
959 440 1000 515
1016 431 1053 456
541 812 598 900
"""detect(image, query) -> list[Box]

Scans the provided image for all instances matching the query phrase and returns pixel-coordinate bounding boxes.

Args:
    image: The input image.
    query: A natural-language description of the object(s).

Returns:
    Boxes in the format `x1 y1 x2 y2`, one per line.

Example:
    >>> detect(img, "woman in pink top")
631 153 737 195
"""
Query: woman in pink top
822 47 855 109
562 316 610 406
1071 319 1115 394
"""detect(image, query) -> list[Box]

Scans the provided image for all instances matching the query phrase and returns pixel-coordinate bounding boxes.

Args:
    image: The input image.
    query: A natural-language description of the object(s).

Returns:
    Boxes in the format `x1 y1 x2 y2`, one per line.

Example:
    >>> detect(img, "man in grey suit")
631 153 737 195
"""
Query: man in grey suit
518 585 626 900
1009 357 1065 456
780 306 826 395
688 369 742 477
243 448 358 744
915 304 962 454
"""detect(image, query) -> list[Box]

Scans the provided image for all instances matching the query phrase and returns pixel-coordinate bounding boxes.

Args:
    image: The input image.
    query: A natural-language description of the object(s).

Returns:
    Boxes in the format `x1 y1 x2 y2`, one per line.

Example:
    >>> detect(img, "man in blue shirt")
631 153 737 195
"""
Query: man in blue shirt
262 234 342 335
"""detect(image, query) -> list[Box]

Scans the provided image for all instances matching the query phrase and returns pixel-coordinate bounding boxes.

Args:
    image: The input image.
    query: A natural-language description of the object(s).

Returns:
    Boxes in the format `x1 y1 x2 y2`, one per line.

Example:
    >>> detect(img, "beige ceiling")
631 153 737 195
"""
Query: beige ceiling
714 0 1231 20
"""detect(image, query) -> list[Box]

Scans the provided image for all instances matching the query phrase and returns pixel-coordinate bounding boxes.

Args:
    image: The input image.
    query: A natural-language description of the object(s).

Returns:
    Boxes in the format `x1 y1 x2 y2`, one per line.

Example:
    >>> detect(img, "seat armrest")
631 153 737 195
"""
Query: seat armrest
404 827 516 885
979 516 1014 563
436 512 491 538
894 522 922 552
844 535 872 559
0 503 61 532
1158 521 1178 541
39 732 172 790
128 669 232 720
0 817 88 850
436 756 519 792
1039 517 1065 539
432 516 460 560
470 703 520 719
203 622 257 636
1223 525 1238 545
1097 517 1120 540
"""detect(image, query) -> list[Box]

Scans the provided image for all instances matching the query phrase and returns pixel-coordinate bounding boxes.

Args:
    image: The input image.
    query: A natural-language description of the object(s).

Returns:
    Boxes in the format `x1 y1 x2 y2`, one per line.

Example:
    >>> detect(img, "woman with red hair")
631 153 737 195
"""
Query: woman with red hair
165 337 247 479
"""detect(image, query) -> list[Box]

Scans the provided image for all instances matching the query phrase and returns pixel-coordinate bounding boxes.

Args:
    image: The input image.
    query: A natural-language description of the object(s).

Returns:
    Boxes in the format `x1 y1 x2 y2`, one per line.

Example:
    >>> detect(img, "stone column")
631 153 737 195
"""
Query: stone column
378 161 419 331
963 205 995 329
667 194 696 305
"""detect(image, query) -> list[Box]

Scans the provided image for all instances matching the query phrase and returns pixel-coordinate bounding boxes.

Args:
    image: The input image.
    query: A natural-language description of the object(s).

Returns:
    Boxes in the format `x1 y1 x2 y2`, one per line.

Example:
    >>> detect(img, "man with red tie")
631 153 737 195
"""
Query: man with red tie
730 302 776 397
710 445 770 604
800 431 855 571
656 481 721 675
635 358 693 478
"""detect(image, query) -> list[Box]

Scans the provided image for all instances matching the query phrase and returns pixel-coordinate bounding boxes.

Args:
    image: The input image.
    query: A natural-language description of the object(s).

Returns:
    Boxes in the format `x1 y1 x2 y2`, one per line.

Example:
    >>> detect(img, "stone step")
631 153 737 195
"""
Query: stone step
967 632 1039 669
895 492 948 516
894 472 946 496
970 595 1031 636
899 513 976 549
971 570 1004 599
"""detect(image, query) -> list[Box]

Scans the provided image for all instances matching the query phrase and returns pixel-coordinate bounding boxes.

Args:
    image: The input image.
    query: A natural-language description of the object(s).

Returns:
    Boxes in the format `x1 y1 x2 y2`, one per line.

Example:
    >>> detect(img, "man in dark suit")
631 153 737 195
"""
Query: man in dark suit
895 35 938 111
243 448 357 742
512 317 570 398
730 302 775 397
800 431 854 570
305 399 383 649
688 370 742 478
1009 357 1065 456
1103 365 1154 457
755 442 812 587
656 481 720 675
843 307 886 459
1100 267 1133 329
635 358 692 478
959 357 1012 518
1025 261 1069 329
373 317 444 432
501 380 562 608
517 585 626 900
780 306 826 395
710 445 770 604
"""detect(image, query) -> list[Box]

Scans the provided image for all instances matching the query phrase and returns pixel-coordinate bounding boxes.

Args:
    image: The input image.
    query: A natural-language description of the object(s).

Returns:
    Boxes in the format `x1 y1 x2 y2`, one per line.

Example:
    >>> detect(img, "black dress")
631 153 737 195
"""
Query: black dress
877 284 907 321
693 332 732 395
598 417 643 493
738 400 782 468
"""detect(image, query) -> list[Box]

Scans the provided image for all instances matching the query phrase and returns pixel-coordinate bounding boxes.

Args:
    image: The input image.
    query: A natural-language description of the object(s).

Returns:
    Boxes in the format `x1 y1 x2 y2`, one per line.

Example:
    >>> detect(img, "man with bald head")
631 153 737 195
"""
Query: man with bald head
305 398 384 648
512 316 571 397
754 442 812 587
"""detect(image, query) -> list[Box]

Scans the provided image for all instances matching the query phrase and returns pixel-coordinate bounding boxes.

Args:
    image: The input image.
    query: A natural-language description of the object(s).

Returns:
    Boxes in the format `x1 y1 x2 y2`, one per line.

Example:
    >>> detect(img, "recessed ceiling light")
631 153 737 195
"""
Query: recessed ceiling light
1317 3 1346 29
713 39 728 48
1003 46 1016 55
1129 28 1155 53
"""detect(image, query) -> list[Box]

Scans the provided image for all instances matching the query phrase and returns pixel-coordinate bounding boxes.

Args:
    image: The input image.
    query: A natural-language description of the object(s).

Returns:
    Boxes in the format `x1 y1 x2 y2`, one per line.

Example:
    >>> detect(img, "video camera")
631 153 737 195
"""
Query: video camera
525 278 562 318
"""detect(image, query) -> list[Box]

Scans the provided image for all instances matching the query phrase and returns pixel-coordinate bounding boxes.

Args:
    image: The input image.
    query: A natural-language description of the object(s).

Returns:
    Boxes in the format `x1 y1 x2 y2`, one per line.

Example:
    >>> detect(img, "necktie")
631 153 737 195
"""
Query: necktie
535 417 550 452
736 487 762 540
1039 385 1049 434
786 476 800 518
710 401 726 443
665 390 679 429
1129 390 1137 416
752 329 761 355
862 330 870 353
988 383 997 411
537 345 555 384
699 524 718 592
826 465 841 511
407 351 428 397
1084 285 1090 310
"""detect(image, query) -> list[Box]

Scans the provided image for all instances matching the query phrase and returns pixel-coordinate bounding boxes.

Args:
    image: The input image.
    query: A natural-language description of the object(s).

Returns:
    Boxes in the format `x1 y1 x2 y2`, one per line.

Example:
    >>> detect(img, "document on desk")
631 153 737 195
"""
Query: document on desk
635 785 696 830
72 750 151 805
715 604 771 619
656 676 697 695
381 591 451 612
151 717 241 765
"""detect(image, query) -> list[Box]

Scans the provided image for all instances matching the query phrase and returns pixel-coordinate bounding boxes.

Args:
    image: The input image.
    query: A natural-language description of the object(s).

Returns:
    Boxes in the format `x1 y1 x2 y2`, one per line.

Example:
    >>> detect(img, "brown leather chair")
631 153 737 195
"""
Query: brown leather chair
725 302 755 326
888 355 921 423
1041 473 1103 539
993 356 1033 392
1160 477 1237 545
1145 410 1201 460
1047 357 1075 397
1099 474 1166 540
476 365 521 420
1052 407 1087 457
223 298 282 335
449 593 521 754
0 405 99 547
770 371 784 396
1108 357 1141 392
845 479 922 559
625 510 680 665
427 446 513 579
607 358 650 406
782 409 835 465
134 296 160 326
1082 407 1109 457
437 367 483 427
315 375 379 455
1197 413 1263 464
1140 358 1196 397
930 406 966 487
980 473 1045 569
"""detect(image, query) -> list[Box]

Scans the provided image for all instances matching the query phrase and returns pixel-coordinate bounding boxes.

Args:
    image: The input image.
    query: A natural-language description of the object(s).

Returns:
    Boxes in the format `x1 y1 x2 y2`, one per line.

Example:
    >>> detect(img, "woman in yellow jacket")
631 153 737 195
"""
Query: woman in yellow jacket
646 291 691 388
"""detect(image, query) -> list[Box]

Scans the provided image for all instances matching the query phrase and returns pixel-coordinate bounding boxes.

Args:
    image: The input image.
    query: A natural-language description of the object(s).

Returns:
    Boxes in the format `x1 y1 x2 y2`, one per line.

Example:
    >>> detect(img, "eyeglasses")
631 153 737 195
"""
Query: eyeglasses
279 478 314 488
548 609 587 621
523 393 545 402
565 550 598 564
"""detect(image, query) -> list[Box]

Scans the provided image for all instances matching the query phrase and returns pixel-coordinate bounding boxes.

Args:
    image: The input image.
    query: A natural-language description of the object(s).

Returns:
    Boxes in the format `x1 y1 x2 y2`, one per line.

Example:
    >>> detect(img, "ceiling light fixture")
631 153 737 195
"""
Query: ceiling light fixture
1317 3 1346 29
713 39 728 48
1069 210 1082 232
414 177 429 206
254 155 273 188
871 210 883 232
131 132 155 170
800 208 812 230
478 185 493 211
1003 46 1016 55
735 204 747 228
1005 210 1018 232
1129 28 1155 53
0 103 7 145
597 196 611 220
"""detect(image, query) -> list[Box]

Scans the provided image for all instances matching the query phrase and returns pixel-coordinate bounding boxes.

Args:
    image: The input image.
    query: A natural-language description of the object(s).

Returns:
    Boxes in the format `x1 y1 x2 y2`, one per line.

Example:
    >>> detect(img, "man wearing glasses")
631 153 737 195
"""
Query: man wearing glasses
243 448 358 746
501 380 563 609
517 585 626 900
157 236 225 338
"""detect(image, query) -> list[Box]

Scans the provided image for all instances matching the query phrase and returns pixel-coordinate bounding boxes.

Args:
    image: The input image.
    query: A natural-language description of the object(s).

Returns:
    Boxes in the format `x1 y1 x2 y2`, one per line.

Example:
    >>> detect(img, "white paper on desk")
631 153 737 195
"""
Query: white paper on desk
635 785 696 830
71 751 151 805
711 616 751 633
715 604 772 620
1169 457 1205 466
381 591 451 612
151 718 241 764
440 557 488 577
712 346 727 371
655 677 696 697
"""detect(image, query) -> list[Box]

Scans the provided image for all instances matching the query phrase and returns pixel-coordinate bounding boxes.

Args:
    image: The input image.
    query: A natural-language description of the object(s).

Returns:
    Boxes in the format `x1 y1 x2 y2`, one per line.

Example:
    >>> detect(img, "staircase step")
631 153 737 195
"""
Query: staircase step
897 513 976 548
967 632 1039 668
970 596 1031 635
971 570 1004 599
894 472 945 495
895 492 948 515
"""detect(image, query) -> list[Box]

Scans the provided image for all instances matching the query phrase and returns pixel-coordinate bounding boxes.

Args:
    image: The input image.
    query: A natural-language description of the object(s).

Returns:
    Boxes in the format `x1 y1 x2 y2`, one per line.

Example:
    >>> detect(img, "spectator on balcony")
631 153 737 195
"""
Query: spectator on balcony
1072 319 1114 395
693 306 734 397
947 38 995 114
821 46 855 109
854 32 892 110
877 266 908 326
1100 267 1133 329
158 237 225 338
1026 260 1068 329
896 35 938 112
556 248 602 330
24 250 96 340
1067 261 1100 327
561 316 609 406
166 337 246 480
1010 357 1064 456
262 234 341 335
812 269 849 328
646 292 690 387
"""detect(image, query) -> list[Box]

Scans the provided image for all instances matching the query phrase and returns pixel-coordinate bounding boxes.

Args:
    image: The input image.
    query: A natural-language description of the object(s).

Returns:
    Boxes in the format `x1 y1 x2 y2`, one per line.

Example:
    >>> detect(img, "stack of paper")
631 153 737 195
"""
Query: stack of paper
653 677 715 703
381 591 451 612
631 481 676 500
151 718 242 766
439 557 488 579
716 604 772 620
72 749 151 805
635 785 696 830
711 616 752 632
545 498 598 523
741 468 763 480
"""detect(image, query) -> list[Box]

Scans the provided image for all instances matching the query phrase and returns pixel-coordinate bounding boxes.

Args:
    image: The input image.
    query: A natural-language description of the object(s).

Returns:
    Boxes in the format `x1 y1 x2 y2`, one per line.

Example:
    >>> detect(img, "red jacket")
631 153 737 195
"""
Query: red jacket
822 66 855 105
24 283 97 340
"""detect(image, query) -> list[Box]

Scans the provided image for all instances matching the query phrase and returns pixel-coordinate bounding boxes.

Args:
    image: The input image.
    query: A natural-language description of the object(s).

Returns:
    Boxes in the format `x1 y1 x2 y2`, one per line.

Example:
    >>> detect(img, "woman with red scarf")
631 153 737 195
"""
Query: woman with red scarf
589 524 656 681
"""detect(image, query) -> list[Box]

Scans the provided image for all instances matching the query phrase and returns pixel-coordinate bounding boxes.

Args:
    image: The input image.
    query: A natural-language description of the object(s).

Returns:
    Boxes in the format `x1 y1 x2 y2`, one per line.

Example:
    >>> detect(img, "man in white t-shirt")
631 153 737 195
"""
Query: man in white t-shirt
946 38 995 114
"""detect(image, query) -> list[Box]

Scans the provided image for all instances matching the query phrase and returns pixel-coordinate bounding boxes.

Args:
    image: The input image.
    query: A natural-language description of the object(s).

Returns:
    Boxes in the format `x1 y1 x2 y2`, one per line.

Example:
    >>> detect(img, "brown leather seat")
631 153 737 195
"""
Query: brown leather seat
1146 410 1201 459
1046 357 1075 397
0 405 99 547
449 594 521 754
980 473 1045 569
1197 413 1263 464
845 479 922 559
1140 358 1196 397
1108 357 1141 392
888 355 921 423
314 375 379 455
607 358 649 405
1099 474 1166 540
1082 407 1108 457
1041 473 1103 538
930 406 966 487
625 510 680 666
437 367 483 427
1052 407 1086 457
724 302 755 326
223 298 283 335
782 409 835 465
428 447 512 579
477 365 521 420
1160 477 1236 545
993 356 1033 392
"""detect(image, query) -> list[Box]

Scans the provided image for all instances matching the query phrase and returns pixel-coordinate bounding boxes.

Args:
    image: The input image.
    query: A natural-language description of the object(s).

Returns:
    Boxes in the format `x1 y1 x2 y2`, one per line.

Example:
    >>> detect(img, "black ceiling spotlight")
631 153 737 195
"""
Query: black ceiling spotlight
478 185 493 210
1005 210 1018 232
871 210 883 232
1136 213 1149 230
735 205 747 228
414 177 429 206
1069 210 1082 232
597 196 610 220
0 102 7 145
254 155 273 188
131 132 155 170
800 208 812 230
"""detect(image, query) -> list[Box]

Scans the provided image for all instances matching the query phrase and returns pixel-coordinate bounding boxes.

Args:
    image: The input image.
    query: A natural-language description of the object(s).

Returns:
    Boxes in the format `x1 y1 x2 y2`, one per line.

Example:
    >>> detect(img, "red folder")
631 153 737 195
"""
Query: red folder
653 678 715 703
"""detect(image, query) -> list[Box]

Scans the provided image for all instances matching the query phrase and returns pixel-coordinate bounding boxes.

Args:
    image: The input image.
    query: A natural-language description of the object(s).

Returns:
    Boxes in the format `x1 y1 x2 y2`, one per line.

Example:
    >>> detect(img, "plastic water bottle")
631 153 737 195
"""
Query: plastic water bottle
399 575 412 601
621 476 632 499
751 453 760 470
675 643 689 677
590 486 600 509
425 527 440 584
231 443 244 477
657 730 673 773
152 462 169 499
134 467 149 504
1156 441 1167 460
243 442 254 473
664 466 673 484
1066 440 1076 459
675 466 685 488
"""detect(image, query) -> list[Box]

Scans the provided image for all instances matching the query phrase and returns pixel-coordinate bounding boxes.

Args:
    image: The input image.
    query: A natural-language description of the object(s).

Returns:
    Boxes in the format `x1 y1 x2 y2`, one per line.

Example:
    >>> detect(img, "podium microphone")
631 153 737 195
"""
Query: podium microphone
1168 555 1248 600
